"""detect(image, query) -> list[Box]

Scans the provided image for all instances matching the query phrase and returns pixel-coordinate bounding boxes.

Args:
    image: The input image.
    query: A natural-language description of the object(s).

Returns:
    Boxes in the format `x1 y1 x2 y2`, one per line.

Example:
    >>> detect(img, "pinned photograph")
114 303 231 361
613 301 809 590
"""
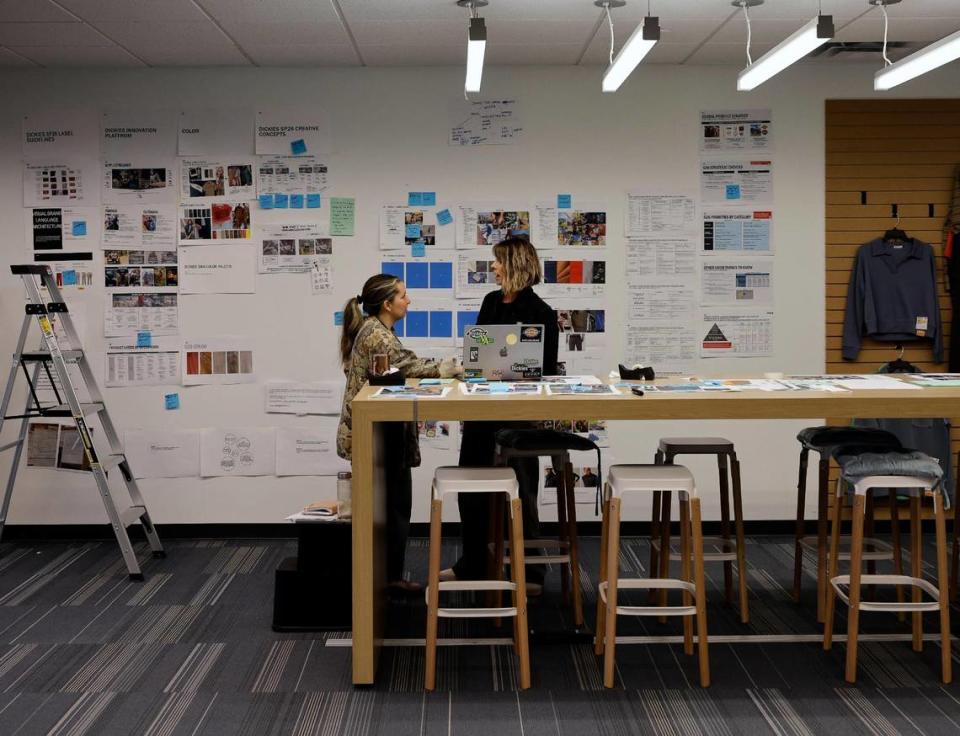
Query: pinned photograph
476 210 530 246
557 210 606 246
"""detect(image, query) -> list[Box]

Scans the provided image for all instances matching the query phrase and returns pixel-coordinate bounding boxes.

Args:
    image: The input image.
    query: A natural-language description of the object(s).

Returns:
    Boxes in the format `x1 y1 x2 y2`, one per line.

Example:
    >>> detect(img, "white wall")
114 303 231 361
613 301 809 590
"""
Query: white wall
1 62 957 526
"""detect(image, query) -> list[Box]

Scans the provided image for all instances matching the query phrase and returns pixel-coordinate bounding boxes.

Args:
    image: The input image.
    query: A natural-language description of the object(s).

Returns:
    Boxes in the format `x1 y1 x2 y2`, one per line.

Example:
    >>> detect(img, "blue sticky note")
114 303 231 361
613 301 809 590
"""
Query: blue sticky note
406 262 429 288
164 393 180 410
430 261 453 289
290 138 307 155
489 382 510 393
258 193 274 209
137 330 152 348
405 311 429 338
430 310 452 338
405 223 421 239
422 192 436 206
71 221 87 237
436 208 453 226
290 193 304 209
61 270 77 286
407 192 423 206
557 194 572 208
411 242 426 258
306 193 321 209
725 184 741 200
274 193 289 209
334 311 343 326
381 261 405 280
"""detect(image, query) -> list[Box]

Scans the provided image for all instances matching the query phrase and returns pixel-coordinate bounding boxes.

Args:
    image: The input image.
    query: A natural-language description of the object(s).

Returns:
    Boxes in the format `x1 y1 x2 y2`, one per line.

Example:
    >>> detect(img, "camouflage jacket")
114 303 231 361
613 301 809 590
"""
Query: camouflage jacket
336 316 440 467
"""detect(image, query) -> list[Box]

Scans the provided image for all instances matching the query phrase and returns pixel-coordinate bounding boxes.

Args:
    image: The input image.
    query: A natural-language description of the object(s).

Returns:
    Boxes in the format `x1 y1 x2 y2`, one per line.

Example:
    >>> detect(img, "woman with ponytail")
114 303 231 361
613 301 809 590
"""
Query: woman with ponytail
337 273 462 593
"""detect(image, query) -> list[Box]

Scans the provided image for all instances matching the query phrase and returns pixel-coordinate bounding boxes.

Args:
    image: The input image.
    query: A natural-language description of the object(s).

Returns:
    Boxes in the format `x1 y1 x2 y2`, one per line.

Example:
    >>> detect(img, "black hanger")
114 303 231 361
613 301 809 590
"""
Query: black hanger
883 205 909 243
884 343 919 373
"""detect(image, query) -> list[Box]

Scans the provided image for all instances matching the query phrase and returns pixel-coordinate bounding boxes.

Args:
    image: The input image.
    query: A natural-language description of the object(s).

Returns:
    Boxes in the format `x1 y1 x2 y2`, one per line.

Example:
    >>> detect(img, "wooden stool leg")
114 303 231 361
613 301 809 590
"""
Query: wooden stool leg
890 496 906 622
731 454 749 624
425 497 443 691
563 460 584 628
844 493 867 684
603 497 622 688
933 491 953 684
595 492 611 656
658 491 673 622
690 496 711 688
509 496 531 690
679 495 694 656
718 453 733 605
793 447 810 603
910 494 923 652
951 471 959 602
557 457 570 604
823 483 845 651
816 456 831 623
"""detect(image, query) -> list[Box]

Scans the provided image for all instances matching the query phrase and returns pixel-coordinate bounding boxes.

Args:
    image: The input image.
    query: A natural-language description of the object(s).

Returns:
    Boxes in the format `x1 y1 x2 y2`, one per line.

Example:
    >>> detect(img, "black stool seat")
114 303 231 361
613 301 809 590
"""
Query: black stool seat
495 428 599 454
659 437 733 455
797 426 902 453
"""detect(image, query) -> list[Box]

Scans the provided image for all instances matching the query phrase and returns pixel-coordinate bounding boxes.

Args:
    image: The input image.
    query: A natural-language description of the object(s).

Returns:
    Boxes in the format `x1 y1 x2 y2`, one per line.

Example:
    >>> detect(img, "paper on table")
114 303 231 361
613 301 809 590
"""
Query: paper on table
830 375 920 390
123 429 200 478
265 381 342 414
200 427 276 477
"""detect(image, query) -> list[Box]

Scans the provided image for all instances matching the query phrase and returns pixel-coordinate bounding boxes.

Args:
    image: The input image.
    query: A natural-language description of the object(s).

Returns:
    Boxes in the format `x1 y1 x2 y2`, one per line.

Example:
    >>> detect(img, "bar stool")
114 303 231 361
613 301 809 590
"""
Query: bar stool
793 426 903 621
823 452 952 684
487 428 601 628
425 466 530 691
650 437 748 623
595 464 709 688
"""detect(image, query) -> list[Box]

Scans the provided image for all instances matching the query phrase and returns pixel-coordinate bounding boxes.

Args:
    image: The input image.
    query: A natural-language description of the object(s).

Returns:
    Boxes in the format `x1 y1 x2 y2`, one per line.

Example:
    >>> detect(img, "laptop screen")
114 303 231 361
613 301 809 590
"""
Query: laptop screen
462 324 545 381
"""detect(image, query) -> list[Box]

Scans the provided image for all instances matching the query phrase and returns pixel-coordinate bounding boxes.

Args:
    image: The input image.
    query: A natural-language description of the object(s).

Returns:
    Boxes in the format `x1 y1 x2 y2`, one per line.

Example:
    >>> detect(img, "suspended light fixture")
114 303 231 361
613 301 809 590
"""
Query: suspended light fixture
872 0 960 90
597 0 661 93
458 0 488 94
735 0 834 91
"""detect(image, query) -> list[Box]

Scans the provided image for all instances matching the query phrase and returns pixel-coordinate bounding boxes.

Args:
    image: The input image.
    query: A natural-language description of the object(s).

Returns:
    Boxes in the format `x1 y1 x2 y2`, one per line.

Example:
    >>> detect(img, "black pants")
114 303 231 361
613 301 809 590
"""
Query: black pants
452 421 542 583
383 424 412 583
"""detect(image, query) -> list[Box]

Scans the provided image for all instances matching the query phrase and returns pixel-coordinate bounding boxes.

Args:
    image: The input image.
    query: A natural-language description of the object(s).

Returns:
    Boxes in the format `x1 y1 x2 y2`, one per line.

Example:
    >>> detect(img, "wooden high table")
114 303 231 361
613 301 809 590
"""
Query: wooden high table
349 380 960 685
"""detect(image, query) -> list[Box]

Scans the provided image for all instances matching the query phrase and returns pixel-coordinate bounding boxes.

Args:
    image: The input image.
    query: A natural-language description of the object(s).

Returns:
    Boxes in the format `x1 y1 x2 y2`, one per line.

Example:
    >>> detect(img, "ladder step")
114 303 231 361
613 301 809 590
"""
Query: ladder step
20 350 83 362
10 264 51 275
120 505 147 527
99 454 126 473
40 403 104 418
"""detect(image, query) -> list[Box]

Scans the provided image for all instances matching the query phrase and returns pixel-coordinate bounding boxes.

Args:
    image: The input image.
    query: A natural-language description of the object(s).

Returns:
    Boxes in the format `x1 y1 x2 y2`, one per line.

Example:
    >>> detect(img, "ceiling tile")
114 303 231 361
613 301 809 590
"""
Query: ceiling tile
341 0 599 22
90 20 231 49
211 21 351 47
486 44 583 65
838 16 960 42
0 46 39 66
0 22 111 46
711 17 832 44
198 0 342 23
246 44 360 66
686 42 774 65
0 0 76 22
362 44 465 66
54 0 210 22
581 41 701 65
136 45 251 66
9 45 143 66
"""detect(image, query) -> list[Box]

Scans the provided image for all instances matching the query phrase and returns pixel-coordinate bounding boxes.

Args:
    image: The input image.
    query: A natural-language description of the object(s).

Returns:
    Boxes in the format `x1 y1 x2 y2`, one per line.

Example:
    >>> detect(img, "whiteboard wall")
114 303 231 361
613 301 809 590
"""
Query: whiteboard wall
1 62 957 526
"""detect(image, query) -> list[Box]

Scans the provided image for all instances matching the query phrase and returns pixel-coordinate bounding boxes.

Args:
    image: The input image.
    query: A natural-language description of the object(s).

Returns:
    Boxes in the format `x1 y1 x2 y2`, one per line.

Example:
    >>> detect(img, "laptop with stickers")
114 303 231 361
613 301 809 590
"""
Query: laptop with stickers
461 324 545 380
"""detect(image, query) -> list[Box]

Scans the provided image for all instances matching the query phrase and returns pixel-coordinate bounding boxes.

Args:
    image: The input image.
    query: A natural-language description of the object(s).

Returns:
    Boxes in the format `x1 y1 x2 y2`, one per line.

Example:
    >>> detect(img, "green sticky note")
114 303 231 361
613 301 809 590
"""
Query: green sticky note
330 197 355 236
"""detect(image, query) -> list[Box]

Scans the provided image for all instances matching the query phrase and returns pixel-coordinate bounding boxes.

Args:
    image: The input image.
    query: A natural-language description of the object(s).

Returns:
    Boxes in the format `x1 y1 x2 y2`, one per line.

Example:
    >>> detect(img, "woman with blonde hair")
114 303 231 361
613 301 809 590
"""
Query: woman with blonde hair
443 237 559 590
337 273 462 593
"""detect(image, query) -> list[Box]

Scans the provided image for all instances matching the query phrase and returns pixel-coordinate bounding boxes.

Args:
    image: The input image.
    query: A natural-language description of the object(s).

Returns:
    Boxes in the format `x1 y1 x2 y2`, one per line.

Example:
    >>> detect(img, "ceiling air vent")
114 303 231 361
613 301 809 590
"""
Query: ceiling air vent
809 40 916 62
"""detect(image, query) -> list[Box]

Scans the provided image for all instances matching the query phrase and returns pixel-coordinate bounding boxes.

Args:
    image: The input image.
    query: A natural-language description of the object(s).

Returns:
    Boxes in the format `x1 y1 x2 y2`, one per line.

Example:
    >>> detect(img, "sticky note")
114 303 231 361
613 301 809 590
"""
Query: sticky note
421 192 436 206
164 393 180 410
405 223 421 239
725 184 741 200
71 221 87 237
334 311 344 326
290 138 307 155
330 197 355 236
258 193 274 209
420 378 441 385
557 194 572 208
306 193 321 209
274 193 289 209
408 192 423 206
411 242 426 258
61 270 77 286
290 194 304 209
436 208 453 226
137 330 152 348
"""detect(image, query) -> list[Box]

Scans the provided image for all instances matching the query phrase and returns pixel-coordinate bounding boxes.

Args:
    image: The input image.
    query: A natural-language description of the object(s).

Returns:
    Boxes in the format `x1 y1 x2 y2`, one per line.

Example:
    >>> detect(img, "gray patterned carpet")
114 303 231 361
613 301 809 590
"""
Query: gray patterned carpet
0 534 958 735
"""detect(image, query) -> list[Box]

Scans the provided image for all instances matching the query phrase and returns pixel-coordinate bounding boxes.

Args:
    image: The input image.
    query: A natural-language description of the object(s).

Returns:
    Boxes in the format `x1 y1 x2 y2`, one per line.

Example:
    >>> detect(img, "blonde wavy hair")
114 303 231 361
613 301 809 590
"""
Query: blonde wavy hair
492 237 541 295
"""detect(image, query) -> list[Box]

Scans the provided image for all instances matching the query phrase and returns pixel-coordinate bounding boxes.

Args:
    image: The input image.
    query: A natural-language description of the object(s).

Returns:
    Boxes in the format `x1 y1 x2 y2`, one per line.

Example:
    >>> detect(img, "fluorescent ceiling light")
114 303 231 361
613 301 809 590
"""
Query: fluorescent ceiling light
602 16 660 93
465 17 486 93
875 28 960 90
737 15 833 91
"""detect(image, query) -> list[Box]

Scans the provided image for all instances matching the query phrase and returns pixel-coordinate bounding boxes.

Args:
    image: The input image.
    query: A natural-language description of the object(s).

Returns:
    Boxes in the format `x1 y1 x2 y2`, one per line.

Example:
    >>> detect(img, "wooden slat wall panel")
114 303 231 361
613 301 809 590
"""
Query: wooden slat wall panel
824 99 959 482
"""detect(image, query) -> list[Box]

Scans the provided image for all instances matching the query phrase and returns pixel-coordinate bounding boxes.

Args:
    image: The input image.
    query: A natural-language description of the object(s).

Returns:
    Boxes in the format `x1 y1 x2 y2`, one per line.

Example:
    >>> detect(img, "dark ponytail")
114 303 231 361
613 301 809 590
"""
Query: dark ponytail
339 274 402 366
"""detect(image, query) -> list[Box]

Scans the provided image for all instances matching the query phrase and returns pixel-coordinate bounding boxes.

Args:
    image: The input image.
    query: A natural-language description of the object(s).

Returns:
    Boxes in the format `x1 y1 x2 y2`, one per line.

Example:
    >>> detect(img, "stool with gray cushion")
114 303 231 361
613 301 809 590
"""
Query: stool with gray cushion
488 428 602 628
651 437 748 623
793 426 904 622
823 450 952 684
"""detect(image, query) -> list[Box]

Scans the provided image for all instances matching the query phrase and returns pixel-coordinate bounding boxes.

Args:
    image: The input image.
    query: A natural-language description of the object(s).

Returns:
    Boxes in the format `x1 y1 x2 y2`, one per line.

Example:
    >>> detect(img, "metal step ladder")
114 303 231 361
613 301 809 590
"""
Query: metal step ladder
0 264 164 580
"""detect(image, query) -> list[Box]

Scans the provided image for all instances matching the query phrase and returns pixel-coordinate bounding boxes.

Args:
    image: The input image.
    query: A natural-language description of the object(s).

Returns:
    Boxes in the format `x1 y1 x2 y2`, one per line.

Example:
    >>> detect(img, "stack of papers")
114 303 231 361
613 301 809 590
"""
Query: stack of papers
544 383 620 396
463 382 542 395
906 373 960 387
372 385 451 398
